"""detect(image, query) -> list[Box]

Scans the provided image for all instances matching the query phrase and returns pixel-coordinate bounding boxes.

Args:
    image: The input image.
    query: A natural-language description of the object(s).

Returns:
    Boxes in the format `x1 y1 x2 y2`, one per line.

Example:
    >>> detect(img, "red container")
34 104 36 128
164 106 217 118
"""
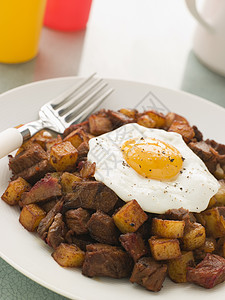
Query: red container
44 0 92 31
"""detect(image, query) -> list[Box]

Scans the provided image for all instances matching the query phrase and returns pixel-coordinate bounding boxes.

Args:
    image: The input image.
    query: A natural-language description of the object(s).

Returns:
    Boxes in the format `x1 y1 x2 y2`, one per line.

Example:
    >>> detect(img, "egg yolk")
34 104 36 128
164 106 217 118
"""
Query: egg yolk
121 138 183 180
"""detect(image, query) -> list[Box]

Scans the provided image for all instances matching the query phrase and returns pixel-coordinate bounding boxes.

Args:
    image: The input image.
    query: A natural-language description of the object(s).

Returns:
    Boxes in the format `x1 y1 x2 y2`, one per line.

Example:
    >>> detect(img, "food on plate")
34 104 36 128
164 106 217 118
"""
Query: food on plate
88 123 219 213
2 108 225 293
19 203 46 232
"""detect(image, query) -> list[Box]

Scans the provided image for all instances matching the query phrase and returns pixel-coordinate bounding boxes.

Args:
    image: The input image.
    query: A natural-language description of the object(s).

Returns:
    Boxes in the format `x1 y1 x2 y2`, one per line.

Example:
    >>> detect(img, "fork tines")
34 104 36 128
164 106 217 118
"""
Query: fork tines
51 74 114 126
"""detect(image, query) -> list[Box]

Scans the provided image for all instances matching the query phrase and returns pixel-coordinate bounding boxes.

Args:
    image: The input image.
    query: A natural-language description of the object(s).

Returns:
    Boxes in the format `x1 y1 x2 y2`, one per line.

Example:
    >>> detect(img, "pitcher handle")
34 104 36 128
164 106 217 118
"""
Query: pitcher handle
185 0 213 32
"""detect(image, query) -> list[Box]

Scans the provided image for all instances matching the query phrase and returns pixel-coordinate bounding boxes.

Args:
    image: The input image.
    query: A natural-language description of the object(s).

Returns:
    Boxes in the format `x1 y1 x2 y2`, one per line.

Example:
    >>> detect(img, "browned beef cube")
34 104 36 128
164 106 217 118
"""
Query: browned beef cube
87 211 120 245
88 114 113 135
164 207 196 227
20 175 62 206
63 121 90 138
13 160 54 184
120 233 148 262
63 181 118 213
187 253 225 288
37 199 64 240
192 125 203 142
82 244 133 278
9 143 48 174
46 213 66 249
107 110 134 127
188 141 217 173
65 208 90 235
77 142 89 162
79 161 96 179
136 216 151 240
206 139 225 164
40 199 58 213
65 231 95 251
130 257 167 292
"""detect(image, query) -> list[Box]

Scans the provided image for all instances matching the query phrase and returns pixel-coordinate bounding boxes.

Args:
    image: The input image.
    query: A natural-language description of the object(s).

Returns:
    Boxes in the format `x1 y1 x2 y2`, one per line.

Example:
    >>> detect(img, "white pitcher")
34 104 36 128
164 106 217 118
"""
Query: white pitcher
185 0 225 76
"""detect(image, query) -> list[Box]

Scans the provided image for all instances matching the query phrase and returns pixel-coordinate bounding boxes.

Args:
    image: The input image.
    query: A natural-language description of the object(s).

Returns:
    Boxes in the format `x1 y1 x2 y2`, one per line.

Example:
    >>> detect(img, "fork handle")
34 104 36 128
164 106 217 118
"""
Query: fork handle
0 128 23 159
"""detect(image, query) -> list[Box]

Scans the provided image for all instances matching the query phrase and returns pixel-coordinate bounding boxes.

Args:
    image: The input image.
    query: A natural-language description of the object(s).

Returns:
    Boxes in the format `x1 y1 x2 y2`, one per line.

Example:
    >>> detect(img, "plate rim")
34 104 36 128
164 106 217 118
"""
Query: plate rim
0 75 224 113
0 76 225 300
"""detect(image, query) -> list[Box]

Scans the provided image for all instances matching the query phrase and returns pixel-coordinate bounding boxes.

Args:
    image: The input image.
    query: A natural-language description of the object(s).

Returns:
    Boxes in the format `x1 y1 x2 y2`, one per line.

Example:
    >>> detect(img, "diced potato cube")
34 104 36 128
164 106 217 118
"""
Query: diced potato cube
149 236 181 260
50 141 78 171
165 112 189 129
207 196 217 209
19 204 46 231
52 243 85 267
137 115 156 128
182 223 205 250
168 121 195 143
45 135 62 151
214 164 225 180
200 207 225 238
119 108 137 119
60 172 82 193
213 180 225 206
145 110 166 128
1 177 30 206
151 218 185 238
168 251 194 283
113 199 148 233
63 128 88 149
31 130 53 149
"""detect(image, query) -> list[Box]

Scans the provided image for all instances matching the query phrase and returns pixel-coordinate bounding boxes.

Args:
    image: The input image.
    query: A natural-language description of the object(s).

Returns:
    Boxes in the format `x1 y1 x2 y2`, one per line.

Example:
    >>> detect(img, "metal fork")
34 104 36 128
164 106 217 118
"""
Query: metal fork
0 74 113 159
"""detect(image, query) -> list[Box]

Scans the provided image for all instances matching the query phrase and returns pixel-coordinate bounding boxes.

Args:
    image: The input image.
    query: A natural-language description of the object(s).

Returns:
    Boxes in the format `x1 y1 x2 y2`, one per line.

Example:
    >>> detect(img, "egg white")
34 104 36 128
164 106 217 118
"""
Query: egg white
88 123 219 214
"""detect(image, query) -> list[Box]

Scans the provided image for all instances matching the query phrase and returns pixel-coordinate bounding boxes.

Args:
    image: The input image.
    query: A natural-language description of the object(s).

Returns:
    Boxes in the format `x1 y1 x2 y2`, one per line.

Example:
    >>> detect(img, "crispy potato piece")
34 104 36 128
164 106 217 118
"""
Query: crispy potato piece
214 164 225 180
19 204 46 231
119 108 137 119
168 120 195 143
151 218 185 238
200 207 225 238
194 237 216 261
60 172 82 193
182 223 206 250
50 141 78 171
165 112 189 129
63 128 89 149
168 251 194 283
52 243 85 267
213 180 225 206
203 237 217 253
149 236 181 260
145 110 166 128
31 130 53 149
207 196 217 209
1 177 31 206
45 135 62 152
113 200 148 233
16 131 53 154
137 115 156 128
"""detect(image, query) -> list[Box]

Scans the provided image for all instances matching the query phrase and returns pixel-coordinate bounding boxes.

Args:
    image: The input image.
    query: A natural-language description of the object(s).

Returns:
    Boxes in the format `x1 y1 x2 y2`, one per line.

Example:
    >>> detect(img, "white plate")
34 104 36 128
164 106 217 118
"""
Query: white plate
0 77 225 300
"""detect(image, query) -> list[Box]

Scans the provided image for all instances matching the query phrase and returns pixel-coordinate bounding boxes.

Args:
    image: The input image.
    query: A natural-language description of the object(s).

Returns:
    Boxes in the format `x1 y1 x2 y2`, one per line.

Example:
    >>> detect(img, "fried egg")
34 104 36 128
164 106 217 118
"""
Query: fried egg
88 123 219 213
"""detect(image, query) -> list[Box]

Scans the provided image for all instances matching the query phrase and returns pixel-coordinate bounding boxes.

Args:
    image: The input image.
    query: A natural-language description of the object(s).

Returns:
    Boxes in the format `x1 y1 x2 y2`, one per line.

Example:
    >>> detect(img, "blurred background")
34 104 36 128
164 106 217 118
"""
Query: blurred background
0 0 224 105
0 0 225 299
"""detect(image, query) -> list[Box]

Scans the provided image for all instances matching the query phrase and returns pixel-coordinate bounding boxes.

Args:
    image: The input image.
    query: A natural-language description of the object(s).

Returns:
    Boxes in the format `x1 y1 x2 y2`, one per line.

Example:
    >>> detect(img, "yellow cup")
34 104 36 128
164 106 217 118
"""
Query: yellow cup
0 0 46 63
